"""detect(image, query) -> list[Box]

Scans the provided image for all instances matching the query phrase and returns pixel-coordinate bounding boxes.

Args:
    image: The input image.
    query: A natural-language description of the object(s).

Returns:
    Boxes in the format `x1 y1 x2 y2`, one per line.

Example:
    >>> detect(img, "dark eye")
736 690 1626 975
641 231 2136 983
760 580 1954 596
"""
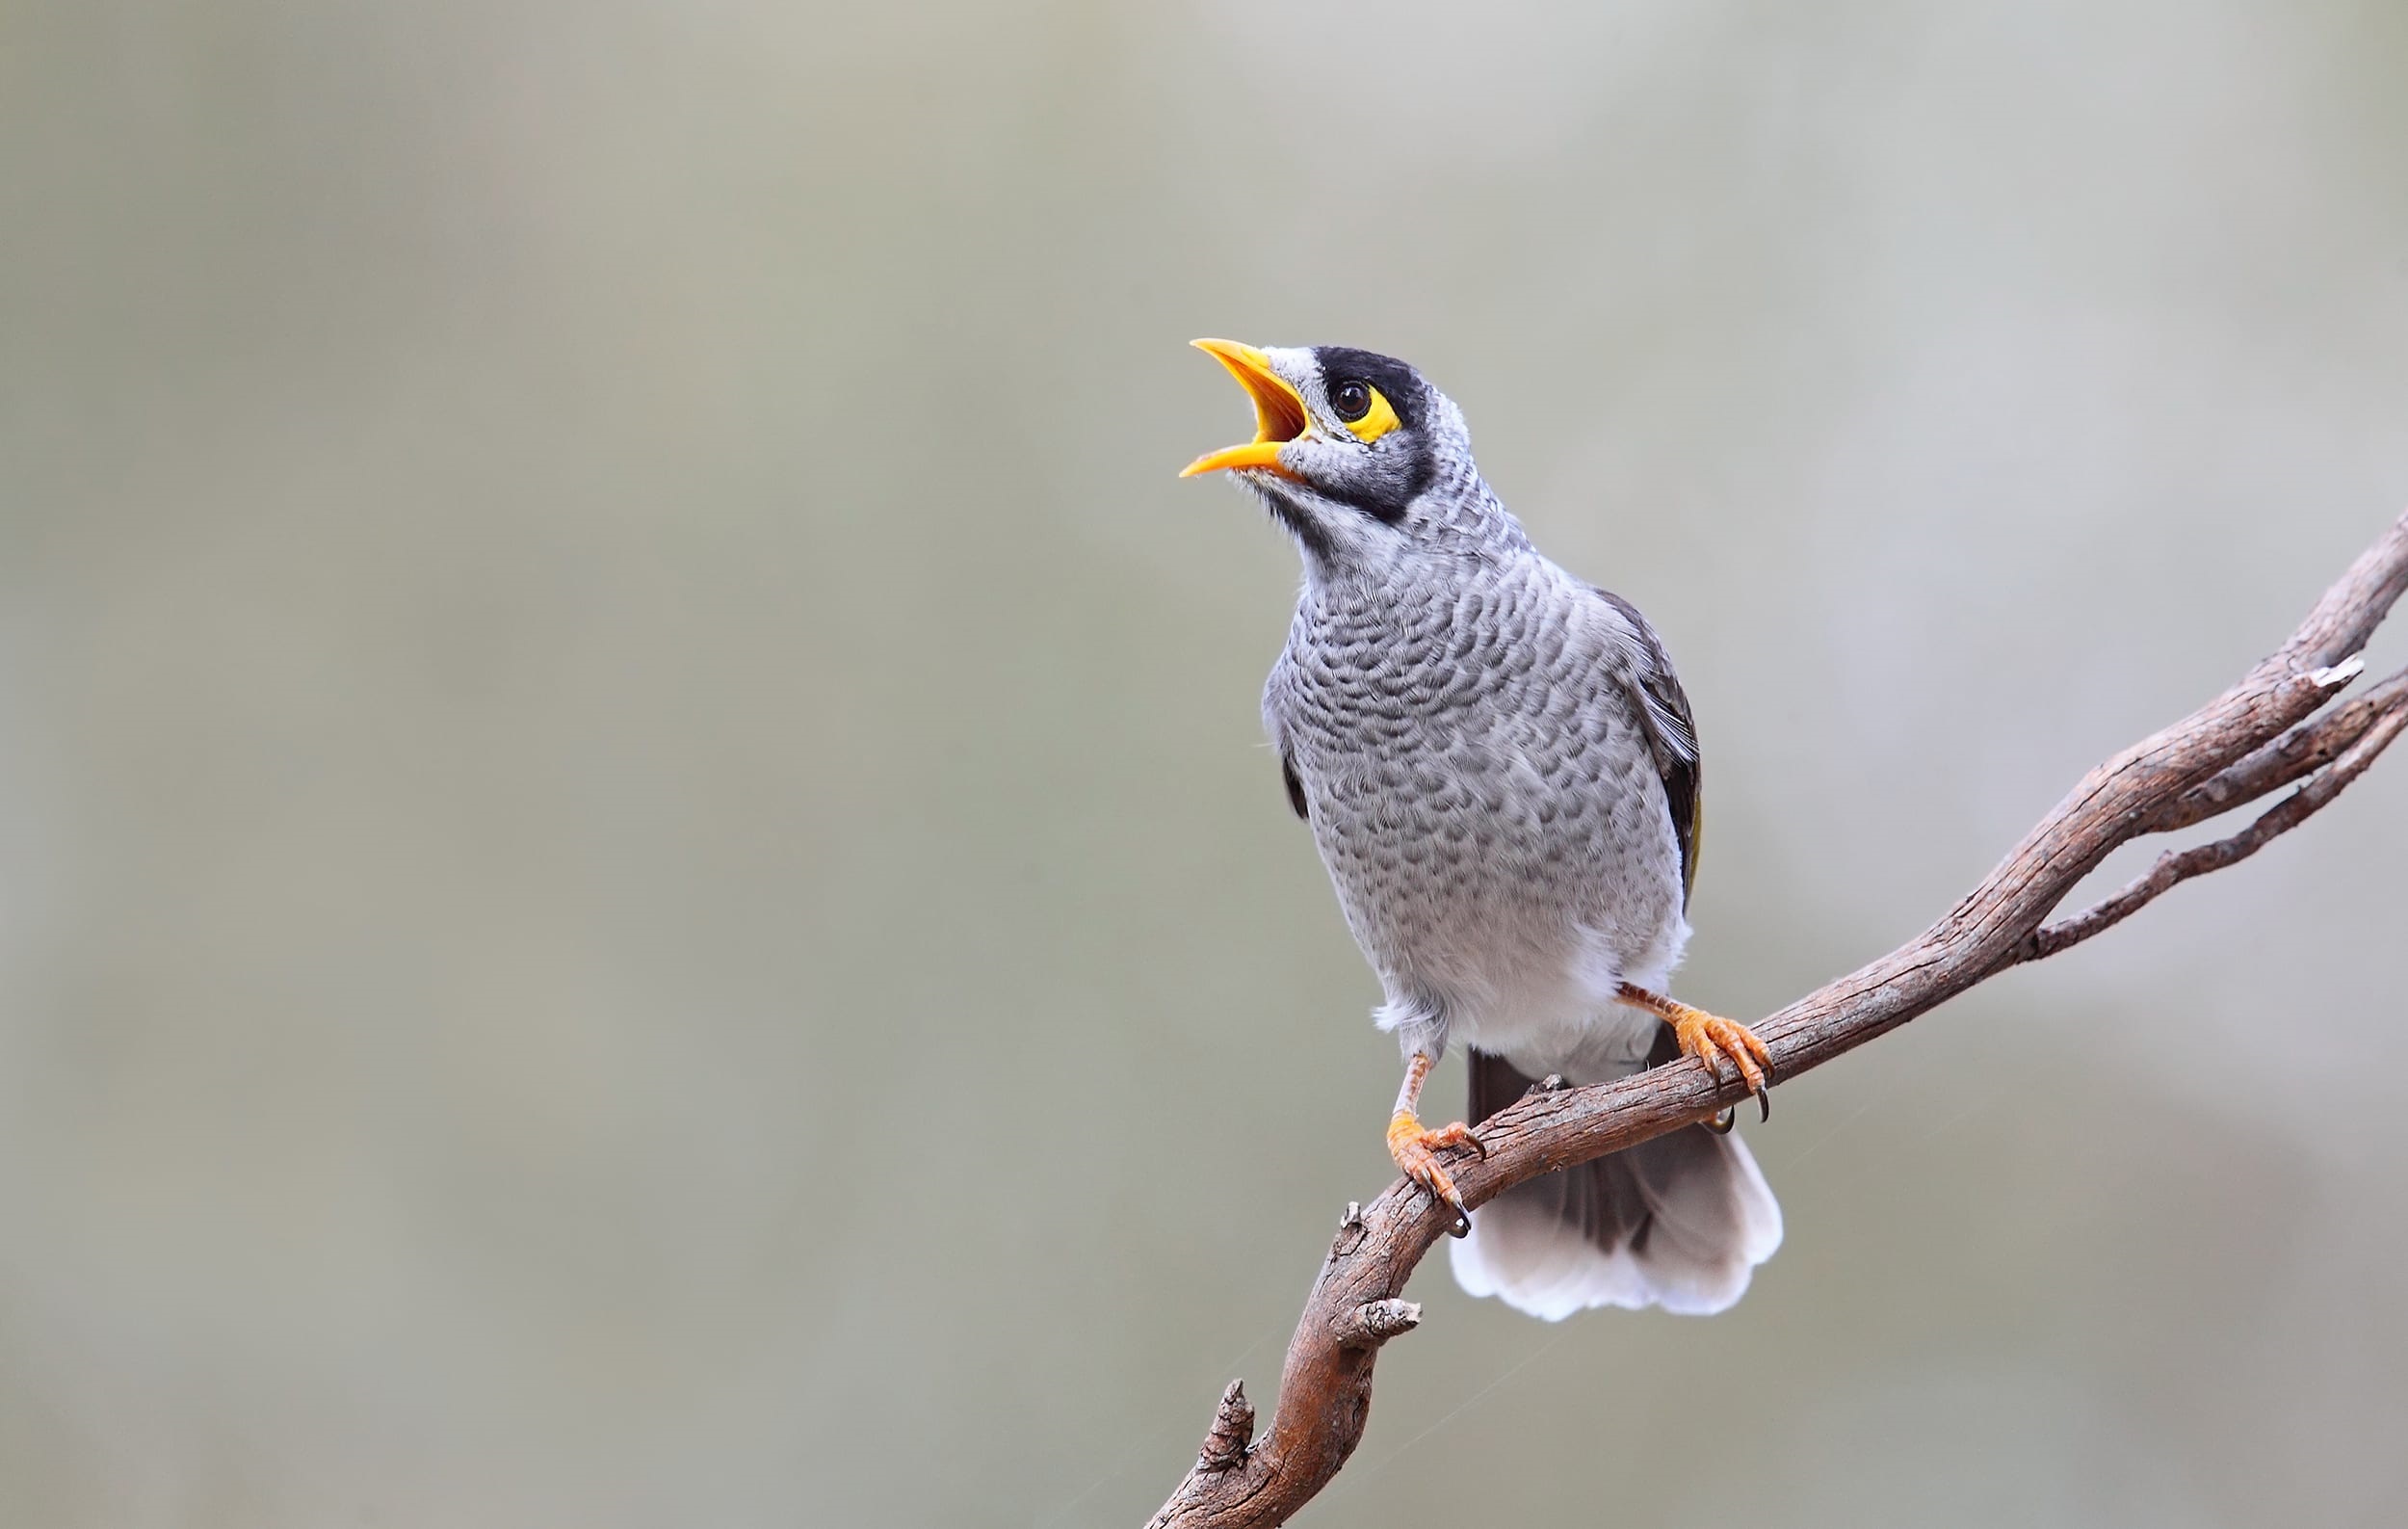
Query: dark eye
1331 381 1372 422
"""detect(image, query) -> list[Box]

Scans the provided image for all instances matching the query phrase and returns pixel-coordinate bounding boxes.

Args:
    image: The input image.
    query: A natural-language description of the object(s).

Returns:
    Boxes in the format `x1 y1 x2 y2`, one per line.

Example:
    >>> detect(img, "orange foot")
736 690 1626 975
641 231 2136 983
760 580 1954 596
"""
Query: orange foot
1617 982 1776 1126
1388 1111 1483 1237
1669 1009 1773 1125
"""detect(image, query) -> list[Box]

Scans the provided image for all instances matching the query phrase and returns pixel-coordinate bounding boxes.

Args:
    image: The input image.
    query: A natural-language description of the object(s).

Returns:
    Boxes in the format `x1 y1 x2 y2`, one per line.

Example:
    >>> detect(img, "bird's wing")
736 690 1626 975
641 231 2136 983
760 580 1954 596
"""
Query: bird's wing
1590 586 1702 907
1264 649 1312 823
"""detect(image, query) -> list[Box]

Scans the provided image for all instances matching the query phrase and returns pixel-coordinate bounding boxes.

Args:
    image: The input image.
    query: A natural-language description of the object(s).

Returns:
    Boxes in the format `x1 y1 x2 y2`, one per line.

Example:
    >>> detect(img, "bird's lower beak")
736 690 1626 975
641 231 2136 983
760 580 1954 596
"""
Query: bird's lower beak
1181 339 1309 479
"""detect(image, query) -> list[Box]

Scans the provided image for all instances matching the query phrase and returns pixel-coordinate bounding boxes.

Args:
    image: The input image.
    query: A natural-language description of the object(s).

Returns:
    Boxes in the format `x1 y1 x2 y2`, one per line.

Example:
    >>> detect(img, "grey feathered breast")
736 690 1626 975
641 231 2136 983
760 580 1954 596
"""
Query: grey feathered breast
1265 549 1698 1057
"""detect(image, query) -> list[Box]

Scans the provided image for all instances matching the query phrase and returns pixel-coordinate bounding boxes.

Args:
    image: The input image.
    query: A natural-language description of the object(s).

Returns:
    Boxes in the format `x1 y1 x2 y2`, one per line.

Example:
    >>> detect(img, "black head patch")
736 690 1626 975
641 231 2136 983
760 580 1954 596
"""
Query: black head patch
1304 346 1435 523
1307 347 1428 431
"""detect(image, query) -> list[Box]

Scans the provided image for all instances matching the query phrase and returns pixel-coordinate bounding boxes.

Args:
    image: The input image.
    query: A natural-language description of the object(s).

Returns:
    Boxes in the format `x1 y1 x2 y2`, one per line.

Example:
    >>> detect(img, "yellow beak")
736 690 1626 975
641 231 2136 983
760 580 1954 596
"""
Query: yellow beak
1180 338 1310 479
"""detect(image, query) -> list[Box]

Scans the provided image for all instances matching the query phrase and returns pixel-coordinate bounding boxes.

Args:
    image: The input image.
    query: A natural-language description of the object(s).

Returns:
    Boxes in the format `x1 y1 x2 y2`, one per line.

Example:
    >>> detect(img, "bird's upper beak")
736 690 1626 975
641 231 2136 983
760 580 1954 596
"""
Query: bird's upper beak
1180 339 1309 479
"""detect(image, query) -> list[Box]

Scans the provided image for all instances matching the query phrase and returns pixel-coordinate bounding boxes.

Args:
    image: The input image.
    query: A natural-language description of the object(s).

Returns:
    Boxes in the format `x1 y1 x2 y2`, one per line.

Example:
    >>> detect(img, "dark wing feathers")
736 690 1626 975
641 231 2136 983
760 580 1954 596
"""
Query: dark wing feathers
1280 749 1310 821
1591 586 1703 908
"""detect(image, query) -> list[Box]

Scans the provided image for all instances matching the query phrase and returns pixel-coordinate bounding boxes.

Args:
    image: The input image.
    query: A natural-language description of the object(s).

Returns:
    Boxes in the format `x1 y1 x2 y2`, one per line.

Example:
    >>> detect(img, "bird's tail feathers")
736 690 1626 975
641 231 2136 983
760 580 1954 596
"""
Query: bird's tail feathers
1448 1049 1781 1320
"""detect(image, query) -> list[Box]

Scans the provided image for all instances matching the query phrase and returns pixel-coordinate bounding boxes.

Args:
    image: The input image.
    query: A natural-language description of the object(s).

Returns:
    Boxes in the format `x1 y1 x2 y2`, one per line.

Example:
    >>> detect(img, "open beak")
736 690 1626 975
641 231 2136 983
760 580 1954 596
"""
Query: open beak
1180 339 1309 478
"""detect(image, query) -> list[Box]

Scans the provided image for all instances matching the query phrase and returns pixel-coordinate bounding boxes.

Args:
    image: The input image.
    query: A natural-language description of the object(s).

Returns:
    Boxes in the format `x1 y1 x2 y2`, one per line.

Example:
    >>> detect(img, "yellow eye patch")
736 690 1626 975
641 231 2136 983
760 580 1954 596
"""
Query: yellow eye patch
1340 384 1402 444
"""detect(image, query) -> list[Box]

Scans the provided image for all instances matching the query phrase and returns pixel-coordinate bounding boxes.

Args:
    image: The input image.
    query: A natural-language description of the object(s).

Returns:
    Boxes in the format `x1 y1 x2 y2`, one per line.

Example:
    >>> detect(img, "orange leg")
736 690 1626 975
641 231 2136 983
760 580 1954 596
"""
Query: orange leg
1616 982 1775 1123
1387 1050 1483 1236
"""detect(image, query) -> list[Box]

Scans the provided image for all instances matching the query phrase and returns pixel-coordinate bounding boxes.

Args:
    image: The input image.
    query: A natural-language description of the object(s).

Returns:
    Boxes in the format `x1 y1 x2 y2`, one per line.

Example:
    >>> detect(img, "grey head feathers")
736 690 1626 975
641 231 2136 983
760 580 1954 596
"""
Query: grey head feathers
1221 344 1527 576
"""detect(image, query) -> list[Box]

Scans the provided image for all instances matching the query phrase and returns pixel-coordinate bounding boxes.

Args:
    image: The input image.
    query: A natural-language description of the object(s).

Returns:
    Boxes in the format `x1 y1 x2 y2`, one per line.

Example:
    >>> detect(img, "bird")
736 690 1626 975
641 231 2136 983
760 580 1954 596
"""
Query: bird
1180 339 1781 1319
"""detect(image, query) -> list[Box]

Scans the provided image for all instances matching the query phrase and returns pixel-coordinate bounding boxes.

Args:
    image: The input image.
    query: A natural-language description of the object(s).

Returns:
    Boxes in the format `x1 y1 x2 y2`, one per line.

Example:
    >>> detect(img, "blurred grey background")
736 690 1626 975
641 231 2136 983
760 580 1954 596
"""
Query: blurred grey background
5 2 2406 1525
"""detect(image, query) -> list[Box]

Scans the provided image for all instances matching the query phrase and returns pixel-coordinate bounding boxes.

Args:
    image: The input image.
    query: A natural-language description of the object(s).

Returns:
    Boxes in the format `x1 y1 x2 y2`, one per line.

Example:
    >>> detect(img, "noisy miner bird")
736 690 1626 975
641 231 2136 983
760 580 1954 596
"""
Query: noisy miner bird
1181 340 1780 1319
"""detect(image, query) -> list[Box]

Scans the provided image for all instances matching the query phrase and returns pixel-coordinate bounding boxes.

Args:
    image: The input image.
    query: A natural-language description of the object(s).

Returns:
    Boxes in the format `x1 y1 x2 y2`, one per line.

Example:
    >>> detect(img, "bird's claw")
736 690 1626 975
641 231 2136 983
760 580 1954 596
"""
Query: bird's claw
1672 1011 1774 1123
1388 1112 1480 1236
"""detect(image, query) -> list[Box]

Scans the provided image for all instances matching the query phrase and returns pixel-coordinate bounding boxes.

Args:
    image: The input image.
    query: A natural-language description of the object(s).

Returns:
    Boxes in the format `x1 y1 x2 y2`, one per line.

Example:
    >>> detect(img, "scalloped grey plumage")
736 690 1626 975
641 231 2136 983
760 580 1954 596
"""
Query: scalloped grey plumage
1227 344 1779 1319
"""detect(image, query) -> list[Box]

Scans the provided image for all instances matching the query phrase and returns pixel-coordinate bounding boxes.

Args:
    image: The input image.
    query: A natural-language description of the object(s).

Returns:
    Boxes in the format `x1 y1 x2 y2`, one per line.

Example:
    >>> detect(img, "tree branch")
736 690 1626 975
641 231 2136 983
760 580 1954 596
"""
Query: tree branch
2017 683 2408 962
1148 509 2408 1529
